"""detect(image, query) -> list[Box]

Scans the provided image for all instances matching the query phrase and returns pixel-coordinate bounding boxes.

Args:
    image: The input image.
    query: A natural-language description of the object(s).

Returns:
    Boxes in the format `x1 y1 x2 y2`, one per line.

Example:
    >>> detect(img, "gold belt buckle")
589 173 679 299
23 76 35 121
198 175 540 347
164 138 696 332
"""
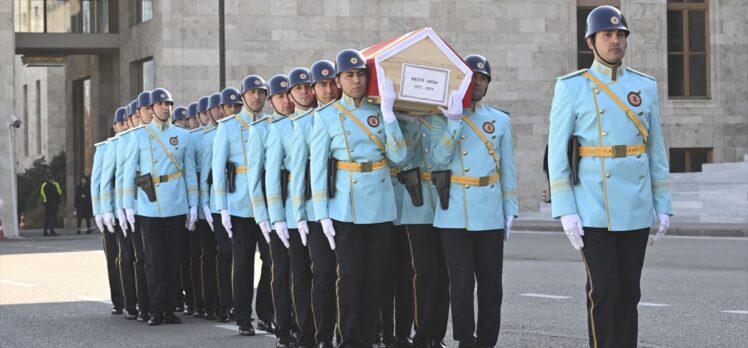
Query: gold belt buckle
478 176 489 186
360 162 373 172
611 145 627 158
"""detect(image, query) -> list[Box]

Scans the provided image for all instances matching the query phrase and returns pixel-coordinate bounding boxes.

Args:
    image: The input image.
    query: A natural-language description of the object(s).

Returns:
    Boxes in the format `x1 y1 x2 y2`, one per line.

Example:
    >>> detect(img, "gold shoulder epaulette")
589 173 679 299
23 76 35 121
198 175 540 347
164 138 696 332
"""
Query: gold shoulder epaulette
625 67 655 81
558 68 588 80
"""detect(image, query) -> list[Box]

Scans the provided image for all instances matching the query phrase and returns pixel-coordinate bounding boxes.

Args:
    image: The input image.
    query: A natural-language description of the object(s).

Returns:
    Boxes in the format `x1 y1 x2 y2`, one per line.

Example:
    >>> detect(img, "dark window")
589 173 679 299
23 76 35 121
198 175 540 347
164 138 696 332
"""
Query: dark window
670 147 712 173
132 0 153 25
667 0 709 98
35 80 41 155
130 57 154 98
23 84 28 157
576 1 621 70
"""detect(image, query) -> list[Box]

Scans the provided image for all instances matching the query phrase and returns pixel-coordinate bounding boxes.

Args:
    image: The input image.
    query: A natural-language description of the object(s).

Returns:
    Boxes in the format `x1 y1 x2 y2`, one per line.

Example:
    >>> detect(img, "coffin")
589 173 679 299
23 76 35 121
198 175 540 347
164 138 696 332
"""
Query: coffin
362 27 474 115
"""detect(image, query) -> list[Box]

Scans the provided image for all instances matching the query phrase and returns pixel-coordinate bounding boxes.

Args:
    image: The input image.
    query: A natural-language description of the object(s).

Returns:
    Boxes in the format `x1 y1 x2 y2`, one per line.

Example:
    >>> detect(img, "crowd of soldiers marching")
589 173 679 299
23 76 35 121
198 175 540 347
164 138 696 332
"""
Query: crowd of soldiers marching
89 6 673 348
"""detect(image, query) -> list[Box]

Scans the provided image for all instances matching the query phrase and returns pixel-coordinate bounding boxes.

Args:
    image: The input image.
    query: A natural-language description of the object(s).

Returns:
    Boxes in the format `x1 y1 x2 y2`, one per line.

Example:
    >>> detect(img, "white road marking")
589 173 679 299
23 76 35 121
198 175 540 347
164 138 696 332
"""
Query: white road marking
0 279 37 287
722 310 748 315
520 293 572 299
638 302 670 307
79 296 113 305
213 324 274 337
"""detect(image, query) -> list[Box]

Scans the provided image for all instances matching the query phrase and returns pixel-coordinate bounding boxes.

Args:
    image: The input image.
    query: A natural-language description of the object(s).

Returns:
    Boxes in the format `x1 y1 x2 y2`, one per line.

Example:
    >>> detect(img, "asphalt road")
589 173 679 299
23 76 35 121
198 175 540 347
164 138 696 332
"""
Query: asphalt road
1 231 746 347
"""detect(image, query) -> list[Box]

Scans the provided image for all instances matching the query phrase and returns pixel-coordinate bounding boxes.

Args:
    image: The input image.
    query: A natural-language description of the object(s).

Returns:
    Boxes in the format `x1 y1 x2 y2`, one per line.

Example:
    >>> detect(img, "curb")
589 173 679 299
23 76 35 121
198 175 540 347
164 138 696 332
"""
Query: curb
513 220 748 237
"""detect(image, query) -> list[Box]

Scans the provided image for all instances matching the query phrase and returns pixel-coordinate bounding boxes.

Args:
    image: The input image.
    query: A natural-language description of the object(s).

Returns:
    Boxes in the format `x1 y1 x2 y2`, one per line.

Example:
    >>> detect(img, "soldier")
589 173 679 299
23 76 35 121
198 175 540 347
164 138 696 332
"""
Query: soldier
548 6 672 348
212 75 272 335
261 73 300 348
197 96 211 127
100 106 138 320
309 49 408 347
91 109 124 315
201 92 232 322
122 88 199 326
188 102 200 129
430 54 518 348
172 105 200 316
289 60 340 348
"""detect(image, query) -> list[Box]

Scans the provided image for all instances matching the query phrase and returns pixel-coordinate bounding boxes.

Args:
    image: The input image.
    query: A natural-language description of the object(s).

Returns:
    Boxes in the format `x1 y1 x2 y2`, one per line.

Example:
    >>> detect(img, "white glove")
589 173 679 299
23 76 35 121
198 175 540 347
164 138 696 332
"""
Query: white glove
203 206 214 232
297 220 309 246
560 214 585 250
188 206 198 231
103 212 115 233
220 210 233 238
504 215 514 241
125 208 136 232
258 220 272 244
320 218 336 250
438 91 464 121
274 221 290 249
379 78 397 124
94 214 105 233
651 213 670 246
117 209 128 235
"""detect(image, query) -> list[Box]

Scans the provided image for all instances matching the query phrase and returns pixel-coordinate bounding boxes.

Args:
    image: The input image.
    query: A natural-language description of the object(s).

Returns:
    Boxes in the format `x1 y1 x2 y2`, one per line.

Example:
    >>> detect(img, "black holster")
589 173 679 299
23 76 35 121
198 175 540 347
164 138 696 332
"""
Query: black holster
396 167 424 207
280 169 290 206
304 161 312 201
568 136 580 185
431 170 451 210
226 162 237 193
327 157 337 198
134 174 157 202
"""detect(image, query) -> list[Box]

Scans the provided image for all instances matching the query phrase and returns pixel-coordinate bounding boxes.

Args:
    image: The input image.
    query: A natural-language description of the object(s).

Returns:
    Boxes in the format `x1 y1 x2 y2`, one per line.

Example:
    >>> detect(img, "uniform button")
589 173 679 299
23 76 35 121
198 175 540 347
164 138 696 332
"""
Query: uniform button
491 135 496 139
464 185 470 189
599 108 605 114
424 149 429 153
426 165 432 169
638 111 644 116
490 184 495 188
461 134 466 139
380 178 385 182
639 174 645 179
601 130 608 136
352 179 357 184
464 168 470 172
421 133 426 138
593 88 600 94
462 151 468 156
636 154 641 158
606 172 611 178
346 131 351 135
377 129 382 134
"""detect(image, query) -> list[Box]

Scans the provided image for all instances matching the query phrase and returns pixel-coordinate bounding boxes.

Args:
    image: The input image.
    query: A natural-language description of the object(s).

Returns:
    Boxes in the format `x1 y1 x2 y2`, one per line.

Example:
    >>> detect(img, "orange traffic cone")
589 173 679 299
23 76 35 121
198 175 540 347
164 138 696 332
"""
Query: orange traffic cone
0 219 5 241
20 214 25 230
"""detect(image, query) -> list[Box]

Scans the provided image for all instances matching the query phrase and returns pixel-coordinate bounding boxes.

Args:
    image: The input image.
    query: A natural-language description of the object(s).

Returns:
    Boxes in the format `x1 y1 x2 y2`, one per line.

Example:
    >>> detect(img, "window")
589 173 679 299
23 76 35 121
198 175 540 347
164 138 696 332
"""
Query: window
132 0 153 24
35 80 41 155
73 77 92 175
576 1 621 70
23 85 28 157
131 57 154 97
667 0 709 98
670 147 712 173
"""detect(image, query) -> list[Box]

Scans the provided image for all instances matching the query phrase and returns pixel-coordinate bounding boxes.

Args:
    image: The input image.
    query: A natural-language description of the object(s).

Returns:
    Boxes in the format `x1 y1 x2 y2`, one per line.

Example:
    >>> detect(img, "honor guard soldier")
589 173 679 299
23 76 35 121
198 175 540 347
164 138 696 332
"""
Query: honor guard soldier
201 92 233 322
289 59 340 348
122 88 199 326
212 79 271 336
100 106 138 320
197 96 211 127
430 54 518 348
240 75 276 333
309 49 408 347
188 102 200 129
548 6 672 348
172 105 201 316
92 109 125 315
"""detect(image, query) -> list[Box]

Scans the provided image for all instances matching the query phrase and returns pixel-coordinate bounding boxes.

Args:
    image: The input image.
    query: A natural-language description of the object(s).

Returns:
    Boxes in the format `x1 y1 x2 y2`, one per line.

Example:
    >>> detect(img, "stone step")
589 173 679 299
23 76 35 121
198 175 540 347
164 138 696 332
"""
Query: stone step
701 161 748 173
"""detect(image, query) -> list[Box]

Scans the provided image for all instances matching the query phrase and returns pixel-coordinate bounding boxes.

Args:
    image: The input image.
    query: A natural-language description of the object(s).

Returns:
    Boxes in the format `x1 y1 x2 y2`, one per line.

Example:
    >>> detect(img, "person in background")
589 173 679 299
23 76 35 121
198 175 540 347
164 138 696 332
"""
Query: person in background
75 176 93 234
41 177 63 237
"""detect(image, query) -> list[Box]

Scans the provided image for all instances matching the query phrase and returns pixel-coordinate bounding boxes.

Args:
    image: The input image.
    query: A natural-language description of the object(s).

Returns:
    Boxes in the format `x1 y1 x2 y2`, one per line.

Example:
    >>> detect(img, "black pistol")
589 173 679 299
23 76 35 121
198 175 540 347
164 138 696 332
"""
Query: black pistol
431 170 451 210
226 162 237 193
134 173 157 202
567 136 580 185
327 157 337 198
396 167 424 207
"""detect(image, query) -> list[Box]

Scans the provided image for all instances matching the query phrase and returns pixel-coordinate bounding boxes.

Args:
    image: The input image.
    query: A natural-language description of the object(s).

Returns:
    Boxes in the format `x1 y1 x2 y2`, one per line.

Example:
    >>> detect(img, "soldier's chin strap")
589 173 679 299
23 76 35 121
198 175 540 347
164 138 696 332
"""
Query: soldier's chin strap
591 38 622 81
289 93 316 110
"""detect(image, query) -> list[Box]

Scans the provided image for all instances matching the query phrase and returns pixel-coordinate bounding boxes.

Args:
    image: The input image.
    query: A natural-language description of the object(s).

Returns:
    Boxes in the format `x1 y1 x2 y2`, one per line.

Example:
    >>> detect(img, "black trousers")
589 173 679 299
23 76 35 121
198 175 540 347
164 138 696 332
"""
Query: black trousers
256 235 274 322
43 205 58 234
307 221 337 345
183 228 204 310
138 215 186 314
381 224 414 341
129 220 150 314
441 229 504 347
581 227 649 348
231 216 262 327
178 228 194 309
333 220 391 348
77 216 91 230
270 231 293 338
406 224 449 345
198 219 219 314
103 228 123 309
213 214 233 311
288 227 315 346
116 225 137 313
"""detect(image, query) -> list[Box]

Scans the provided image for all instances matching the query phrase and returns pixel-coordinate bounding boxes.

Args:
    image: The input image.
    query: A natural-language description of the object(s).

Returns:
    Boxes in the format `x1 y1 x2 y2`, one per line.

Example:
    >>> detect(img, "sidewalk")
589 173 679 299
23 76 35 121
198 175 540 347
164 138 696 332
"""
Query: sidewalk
513 219 748 237
2 227 103 241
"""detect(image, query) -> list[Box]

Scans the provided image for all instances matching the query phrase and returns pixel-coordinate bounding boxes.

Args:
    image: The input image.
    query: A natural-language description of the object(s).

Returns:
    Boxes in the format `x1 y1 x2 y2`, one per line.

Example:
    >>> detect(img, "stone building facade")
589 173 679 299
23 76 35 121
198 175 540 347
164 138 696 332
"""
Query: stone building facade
1 0 746 228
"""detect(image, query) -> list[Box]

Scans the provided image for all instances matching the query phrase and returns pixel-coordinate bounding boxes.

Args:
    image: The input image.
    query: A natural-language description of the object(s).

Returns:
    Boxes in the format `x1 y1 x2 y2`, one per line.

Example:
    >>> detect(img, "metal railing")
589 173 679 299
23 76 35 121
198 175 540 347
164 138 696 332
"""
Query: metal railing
14 0 111 33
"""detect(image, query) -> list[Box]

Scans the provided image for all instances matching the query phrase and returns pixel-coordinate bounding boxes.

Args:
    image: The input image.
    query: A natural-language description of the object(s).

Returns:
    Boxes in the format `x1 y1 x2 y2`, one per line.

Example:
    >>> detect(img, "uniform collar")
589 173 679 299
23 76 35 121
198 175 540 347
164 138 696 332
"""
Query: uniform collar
467 100 484 115
340 93 367 109
150 120 170 132
240 107 263 122
294 106 312 116
591 59 626 81
272 111 288 122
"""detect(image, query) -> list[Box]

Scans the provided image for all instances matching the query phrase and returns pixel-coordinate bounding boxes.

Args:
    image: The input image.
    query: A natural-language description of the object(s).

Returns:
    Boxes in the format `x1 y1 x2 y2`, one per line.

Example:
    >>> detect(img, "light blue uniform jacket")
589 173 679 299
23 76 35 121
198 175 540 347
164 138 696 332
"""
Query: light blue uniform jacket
100 136 121 213
244 111 273 223
91 141 108 216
